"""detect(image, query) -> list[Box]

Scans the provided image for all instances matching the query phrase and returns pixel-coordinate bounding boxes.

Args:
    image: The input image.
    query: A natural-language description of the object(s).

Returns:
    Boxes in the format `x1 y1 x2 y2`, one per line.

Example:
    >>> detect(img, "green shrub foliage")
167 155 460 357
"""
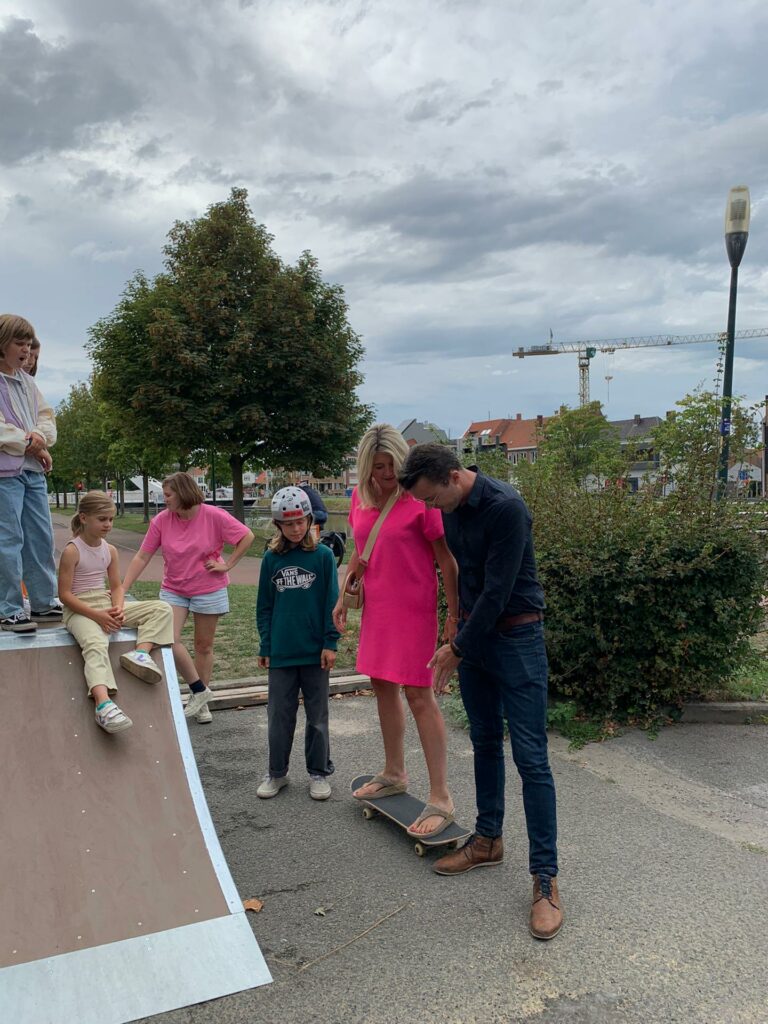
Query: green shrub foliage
520 478 766 720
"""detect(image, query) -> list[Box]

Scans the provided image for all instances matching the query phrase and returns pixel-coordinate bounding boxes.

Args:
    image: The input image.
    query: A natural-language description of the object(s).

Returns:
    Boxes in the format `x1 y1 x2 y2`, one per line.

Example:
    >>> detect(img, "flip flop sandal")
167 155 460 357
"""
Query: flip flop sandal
406 803 456 839
353 774 408 799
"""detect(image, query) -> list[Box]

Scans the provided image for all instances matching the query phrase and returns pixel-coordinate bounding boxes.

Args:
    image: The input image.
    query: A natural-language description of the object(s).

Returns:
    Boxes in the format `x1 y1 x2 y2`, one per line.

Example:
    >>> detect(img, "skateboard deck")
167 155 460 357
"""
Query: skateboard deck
351 774 472 856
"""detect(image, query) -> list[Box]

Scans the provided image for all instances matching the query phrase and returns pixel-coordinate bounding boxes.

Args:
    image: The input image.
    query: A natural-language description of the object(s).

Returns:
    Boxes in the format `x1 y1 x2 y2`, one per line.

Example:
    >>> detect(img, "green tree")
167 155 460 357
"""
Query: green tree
514 403 627 493
652 388 761 501
54 383 111 498
461 445 511 481
89 189 372 521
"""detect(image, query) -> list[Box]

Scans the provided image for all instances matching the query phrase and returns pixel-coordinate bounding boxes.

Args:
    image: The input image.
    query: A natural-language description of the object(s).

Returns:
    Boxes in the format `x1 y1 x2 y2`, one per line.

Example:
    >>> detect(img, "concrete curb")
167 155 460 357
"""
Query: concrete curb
185 675 768 724
679 701 768 724
183 672 372 711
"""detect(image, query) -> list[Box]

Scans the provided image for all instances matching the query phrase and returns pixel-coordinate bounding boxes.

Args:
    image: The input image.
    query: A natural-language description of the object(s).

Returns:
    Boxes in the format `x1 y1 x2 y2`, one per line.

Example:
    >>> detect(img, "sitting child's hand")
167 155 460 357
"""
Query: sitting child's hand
95 609 122 634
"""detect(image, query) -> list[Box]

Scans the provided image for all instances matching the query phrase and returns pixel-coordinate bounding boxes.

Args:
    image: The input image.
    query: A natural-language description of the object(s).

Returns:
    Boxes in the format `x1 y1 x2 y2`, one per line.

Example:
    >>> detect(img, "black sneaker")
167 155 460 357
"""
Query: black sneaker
30 603 63 622
1 613 37 633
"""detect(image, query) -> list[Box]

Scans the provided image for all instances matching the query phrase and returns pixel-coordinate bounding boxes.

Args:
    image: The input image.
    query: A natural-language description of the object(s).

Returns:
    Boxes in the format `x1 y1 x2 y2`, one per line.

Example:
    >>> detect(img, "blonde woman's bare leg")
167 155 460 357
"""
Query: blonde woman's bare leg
404 685 453 834
353 678 408 797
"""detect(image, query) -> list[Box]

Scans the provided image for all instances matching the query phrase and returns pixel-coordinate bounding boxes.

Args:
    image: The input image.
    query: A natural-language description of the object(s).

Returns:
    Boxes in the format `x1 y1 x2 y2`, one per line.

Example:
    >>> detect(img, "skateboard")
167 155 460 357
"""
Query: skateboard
351 774 472 857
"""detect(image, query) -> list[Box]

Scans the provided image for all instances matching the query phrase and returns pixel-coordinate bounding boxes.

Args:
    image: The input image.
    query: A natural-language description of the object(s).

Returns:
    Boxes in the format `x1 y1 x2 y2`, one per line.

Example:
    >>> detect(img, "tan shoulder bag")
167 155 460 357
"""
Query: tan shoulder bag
342 490 398 610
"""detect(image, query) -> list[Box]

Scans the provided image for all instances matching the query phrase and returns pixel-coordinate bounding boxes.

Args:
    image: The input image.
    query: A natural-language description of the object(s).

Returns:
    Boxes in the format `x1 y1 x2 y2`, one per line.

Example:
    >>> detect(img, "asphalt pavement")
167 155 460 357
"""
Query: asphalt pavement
135 696 768 1024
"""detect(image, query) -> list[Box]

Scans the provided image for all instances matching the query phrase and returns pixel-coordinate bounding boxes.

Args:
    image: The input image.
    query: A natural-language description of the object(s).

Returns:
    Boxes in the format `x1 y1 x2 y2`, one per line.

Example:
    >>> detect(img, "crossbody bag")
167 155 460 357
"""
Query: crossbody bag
342 490 399 610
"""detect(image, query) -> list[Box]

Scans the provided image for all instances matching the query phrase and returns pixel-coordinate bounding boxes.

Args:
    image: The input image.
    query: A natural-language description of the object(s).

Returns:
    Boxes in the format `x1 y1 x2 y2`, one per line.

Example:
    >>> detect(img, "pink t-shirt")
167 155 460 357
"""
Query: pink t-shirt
141 504 250 596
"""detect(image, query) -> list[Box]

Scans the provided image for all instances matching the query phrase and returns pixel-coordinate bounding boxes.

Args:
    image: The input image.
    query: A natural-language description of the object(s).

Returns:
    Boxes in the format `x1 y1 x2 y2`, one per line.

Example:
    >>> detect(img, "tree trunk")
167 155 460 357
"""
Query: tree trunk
230 452 245 523
120 478 126 516
142 471 150 524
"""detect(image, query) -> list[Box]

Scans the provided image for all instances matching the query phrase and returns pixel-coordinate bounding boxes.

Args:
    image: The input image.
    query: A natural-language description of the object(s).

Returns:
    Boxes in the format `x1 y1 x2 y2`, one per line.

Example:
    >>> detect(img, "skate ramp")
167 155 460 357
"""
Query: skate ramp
0 628 271 1024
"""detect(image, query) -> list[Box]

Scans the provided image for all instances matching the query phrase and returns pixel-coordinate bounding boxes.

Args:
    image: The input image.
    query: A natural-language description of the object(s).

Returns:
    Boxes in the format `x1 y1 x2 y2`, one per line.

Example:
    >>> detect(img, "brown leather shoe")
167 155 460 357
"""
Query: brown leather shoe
530 874 563 940
433 833 504 875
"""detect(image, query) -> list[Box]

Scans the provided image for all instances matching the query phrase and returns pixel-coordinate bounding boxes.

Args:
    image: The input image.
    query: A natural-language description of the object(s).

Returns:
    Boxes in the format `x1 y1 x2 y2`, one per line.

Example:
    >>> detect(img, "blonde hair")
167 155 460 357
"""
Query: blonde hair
268 517 318 554
356 423 410 508
0 314 37 357
162 472 204 510
71 491 116 537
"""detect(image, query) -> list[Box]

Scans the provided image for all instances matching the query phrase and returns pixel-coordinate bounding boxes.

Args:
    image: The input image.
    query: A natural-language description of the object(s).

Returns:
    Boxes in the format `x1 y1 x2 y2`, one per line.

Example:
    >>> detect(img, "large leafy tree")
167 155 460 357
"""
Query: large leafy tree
89 189 372 520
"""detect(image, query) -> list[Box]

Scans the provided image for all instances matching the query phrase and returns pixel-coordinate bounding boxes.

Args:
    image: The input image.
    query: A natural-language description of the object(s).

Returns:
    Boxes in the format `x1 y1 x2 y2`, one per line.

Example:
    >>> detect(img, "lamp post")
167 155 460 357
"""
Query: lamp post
717 186 751 495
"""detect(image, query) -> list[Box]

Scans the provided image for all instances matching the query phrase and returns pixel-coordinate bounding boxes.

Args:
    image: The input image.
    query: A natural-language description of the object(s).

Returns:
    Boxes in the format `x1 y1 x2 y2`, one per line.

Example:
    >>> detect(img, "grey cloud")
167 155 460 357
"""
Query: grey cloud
74 169 143 200
0 17 141 164
172 159 241 186
135 140 162 160
264 171 338 186
538 80 564 95
403 78 504 126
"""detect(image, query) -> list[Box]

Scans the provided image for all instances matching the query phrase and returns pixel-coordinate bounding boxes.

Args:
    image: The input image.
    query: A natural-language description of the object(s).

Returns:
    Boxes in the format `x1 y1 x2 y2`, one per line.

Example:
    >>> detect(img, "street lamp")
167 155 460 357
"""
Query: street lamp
718 185 751 495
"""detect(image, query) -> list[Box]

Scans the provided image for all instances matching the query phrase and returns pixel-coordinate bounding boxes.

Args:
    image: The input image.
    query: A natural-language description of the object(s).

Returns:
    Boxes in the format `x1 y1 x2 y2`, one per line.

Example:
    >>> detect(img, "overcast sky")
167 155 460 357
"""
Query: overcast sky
2 0 768 437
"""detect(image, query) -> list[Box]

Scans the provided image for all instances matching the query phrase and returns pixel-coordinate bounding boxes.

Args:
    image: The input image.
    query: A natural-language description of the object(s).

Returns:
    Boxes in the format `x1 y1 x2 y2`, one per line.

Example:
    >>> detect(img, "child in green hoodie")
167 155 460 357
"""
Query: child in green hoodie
256 486 340 801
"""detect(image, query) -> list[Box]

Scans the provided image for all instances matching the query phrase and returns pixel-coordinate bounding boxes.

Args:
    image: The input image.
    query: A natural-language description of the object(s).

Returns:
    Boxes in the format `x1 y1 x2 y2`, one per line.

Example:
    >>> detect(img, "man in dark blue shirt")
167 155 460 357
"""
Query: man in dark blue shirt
399 443 562 941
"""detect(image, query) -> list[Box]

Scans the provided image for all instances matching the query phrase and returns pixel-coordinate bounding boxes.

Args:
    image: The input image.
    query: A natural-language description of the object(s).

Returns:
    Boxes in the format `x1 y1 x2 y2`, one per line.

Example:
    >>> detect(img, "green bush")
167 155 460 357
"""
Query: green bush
523 480 767 721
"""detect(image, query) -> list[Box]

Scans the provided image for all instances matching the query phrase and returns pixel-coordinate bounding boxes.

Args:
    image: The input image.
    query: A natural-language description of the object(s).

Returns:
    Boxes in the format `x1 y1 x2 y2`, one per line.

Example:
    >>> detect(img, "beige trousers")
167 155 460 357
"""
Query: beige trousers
63 589 173 693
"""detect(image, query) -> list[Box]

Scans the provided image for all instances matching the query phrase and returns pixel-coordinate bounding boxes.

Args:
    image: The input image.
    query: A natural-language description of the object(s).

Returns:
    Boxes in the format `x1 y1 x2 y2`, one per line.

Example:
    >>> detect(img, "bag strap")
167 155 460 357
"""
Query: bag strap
357 490 399 574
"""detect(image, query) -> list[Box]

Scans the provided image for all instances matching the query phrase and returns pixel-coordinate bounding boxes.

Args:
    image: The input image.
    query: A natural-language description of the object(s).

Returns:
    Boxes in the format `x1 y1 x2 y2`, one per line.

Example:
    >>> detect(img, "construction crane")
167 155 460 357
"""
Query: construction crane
512 328 768 406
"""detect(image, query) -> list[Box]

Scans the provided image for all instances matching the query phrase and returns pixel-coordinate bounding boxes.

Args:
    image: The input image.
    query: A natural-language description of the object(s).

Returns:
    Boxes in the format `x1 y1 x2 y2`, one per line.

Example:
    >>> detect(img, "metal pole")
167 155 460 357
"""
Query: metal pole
718 266 740 494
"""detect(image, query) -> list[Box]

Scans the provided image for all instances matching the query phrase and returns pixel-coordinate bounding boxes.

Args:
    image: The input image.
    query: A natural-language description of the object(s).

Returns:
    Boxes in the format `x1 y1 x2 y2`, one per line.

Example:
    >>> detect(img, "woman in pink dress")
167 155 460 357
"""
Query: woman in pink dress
333 424 459 837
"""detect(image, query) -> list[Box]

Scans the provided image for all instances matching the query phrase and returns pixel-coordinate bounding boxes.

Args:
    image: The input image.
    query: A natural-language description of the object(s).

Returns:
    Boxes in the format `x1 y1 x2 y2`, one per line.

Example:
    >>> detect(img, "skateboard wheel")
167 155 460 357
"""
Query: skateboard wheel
362 807 377 820
413 842 427 857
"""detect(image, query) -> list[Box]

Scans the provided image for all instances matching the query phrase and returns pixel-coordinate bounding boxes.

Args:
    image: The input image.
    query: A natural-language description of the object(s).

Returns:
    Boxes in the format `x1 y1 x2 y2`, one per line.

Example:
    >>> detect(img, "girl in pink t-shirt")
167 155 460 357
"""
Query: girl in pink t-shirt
122 473 254 723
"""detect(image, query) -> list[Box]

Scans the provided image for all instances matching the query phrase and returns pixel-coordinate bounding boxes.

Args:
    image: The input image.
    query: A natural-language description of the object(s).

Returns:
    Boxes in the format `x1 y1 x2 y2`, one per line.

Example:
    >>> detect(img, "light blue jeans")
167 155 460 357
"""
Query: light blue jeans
0 470 58 618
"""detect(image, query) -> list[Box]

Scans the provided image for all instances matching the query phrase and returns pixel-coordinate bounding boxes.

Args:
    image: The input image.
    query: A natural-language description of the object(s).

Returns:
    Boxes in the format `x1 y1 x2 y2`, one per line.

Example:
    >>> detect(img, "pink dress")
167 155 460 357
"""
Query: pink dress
349 488 444 687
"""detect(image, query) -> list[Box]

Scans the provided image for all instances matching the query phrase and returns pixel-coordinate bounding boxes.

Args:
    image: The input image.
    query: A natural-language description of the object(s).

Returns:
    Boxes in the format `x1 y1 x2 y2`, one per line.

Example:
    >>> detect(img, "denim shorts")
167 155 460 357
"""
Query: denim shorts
159 587 229 615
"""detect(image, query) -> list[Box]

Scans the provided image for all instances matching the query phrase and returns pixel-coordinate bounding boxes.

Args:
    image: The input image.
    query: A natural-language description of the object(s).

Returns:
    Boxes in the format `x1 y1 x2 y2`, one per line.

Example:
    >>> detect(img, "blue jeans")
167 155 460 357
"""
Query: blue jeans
0 470 58 618
458 620 558 877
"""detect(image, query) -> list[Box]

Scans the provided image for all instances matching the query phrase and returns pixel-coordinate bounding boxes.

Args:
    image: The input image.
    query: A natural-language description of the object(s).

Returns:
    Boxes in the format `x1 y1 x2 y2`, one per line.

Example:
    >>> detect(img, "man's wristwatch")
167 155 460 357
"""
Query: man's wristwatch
449 639 463 659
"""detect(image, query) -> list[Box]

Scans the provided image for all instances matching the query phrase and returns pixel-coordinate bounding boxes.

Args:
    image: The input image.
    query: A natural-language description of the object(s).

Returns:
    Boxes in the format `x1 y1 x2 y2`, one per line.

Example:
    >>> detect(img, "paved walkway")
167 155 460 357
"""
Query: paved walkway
138 698 768 1024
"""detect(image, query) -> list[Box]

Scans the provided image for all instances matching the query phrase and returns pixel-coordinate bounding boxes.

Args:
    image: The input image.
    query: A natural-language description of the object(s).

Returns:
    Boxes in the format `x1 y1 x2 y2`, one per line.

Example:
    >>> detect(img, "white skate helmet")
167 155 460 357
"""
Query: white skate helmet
271 486 313 523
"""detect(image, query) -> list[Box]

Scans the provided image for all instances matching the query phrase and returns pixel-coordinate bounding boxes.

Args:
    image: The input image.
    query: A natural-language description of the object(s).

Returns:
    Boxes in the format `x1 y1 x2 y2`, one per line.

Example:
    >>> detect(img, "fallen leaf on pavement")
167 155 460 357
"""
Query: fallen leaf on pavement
243 898 264 913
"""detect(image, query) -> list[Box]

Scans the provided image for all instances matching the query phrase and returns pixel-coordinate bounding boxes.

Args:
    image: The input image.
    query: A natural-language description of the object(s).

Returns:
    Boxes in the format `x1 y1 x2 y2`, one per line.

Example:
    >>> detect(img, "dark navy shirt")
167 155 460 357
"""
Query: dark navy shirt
300 484 328 526
443 469 545 662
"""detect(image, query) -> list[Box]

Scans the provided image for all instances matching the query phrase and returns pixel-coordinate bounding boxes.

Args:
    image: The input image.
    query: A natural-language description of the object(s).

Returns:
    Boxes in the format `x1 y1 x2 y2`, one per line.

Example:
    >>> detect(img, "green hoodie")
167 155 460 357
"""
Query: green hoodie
256 543 340 667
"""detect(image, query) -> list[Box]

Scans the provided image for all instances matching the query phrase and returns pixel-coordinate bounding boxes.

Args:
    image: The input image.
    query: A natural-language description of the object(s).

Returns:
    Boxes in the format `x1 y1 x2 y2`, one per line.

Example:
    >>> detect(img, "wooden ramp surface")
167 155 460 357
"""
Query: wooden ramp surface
0 628 270 1024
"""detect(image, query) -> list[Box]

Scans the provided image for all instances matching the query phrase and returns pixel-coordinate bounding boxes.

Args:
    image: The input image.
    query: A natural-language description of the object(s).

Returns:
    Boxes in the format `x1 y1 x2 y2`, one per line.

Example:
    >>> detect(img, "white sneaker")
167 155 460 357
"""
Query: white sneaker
257 774 289 799
95 701 132 734
184 687 213 718
120 649 162 684
30 600 64 621
196 705 213 723
309 775 332 800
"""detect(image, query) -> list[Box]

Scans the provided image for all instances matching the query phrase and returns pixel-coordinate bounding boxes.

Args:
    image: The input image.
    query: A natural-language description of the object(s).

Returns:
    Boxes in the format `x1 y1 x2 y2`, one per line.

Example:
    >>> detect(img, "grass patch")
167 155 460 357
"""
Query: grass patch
129 581 361 681
696 636 768 702
740 842 768 856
